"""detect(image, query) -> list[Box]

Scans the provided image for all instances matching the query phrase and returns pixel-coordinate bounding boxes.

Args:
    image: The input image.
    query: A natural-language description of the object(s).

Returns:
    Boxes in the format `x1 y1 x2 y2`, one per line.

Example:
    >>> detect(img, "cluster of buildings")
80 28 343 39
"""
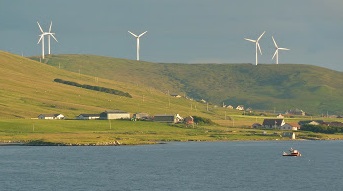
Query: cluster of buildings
37 110 194 125
252 118 343 131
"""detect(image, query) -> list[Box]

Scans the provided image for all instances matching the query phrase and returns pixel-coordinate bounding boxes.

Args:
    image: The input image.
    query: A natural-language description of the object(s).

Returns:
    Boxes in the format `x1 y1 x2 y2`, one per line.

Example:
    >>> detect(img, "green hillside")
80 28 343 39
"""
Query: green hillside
36 54 343 115
0 51 233 120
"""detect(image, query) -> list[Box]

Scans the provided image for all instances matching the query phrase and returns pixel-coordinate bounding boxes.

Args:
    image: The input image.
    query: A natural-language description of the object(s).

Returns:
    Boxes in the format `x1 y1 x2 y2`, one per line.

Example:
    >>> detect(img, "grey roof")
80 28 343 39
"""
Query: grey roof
103 110 128 114
263 119 284 126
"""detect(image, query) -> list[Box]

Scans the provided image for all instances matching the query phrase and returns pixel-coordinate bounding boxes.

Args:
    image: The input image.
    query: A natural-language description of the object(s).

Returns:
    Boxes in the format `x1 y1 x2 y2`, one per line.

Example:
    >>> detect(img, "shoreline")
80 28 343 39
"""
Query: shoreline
0 138 341 146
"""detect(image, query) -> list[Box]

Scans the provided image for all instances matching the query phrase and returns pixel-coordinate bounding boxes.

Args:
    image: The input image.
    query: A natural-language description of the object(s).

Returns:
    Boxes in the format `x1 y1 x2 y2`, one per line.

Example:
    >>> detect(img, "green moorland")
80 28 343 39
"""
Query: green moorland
0 51 342 145
34 54 343 115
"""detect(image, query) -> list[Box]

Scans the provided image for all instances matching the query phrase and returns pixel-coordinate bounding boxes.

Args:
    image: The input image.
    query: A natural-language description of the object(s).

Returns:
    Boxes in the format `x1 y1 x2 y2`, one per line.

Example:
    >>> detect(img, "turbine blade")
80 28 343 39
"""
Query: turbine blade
272 50 278 59
272 36 278 48
138 31 147 37
244 38 256 42
279 47 290 50
37 22 44 33
37 35 43 44
257 31 265 41
49 21 52 32
50 34 58 42
257 43 262 55
128 31 138 37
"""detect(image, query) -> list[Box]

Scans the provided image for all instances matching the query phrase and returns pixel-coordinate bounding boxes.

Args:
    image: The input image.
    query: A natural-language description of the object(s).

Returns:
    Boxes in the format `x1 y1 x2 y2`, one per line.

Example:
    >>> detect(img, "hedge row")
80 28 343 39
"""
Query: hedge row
54 78 132 98
301 124 343 134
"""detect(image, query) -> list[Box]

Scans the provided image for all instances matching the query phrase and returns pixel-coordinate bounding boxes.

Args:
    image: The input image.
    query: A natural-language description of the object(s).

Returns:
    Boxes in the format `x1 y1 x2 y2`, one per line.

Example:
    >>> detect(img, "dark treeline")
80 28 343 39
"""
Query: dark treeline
54 78 132 98
301 124 343 134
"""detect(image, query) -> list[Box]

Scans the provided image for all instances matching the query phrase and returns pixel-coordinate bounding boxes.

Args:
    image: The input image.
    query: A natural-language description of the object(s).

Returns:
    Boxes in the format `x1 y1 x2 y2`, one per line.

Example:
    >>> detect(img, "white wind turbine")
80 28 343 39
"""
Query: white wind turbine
37 21 58 59
37 22 47 59
128 31 147 61
47 21 58 55
244 31 265 65
272 36 289 64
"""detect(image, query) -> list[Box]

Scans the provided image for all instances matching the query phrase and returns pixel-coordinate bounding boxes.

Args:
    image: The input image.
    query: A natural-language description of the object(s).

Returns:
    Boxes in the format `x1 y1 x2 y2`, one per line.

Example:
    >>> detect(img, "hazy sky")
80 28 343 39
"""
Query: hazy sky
1 0 343 71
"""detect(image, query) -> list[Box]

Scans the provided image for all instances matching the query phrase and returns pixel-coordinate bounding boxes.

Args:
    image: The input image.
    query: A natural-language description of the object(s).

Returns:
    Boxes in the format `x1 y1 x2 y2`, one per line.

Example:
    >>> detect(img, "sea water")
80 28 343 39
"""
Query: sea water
1 141 342 191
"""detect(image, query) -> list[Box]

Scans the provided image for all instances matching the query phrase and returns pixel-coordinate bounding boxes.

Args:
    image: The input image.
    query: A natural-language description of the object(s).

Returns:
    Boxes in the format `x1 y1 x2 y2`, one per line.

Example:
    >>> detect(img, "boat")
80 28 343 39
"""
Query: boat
282 148 301 157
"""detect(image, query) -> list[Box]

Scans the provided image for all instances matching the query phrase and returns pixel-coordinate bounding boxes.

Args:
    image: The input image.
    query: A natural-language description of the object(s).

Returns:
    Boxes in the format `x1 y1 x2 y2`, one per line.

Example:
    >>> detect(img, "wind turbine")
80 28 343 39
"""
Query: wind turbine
47 21 58 55
37 22 47 59
128 31 147 61
37 21 58 59
272 36 289 64
244 31 265 65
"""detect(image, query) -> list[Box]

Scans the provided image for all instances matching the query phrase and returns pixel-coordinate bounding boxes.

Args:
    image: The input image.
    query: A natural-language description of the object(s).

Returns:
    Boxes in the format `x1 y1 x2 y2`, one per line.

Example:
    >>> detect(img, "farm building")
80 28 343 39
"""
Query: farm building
184 116 194 125
133 113 150 120
100 110 130 120
262 119 285 129
153 114 183 123
76 114 100 120
280 123 300 131
38 114 65 120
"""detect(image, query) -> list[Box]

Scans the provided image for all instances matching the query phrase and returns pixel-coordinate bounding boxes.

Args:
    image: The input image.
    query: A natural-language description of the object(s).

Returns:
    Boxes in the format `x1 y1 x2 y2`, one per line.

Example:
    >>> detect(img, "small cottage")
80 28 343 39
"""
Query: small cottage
236 105 244 111
184 116 194 125
38 114 65 120
280 123 300 131
262 119 285 129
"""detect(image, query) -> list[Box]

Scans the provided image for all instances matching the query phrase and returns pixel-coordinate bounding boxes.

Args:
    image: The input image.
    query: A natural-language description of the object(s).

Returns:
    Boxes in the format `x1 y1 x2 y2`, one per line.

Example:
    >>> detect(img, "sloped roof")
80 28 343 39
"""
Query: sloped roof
103 110 128 114
263 119 284 126
78 114 100 117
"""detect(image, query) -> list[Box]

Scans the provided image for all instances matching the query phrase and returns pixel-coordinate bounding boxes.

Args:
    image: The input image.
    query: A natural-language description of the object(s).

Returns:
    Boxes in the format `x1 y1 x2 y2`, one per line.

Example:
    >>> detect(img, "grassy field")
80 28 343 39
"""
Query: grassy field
1 117 342 145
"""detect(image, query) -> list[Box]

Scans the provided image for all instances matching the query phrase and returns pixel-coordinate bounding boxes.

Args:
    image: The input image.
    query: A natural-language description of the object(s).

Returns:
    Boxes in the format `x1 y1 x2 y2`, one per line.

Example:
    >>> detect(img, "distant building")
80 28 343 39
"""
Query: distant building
184 116 194 125
280 123 300 131
236 105 244 111
76 114 100 120
251 123 262 128
262 119 285 129
100 110 130 120
286 109 306 116
282 132 296 139
227 105 234 109
38 114 64 120
276 114 284 118
133 113 150 120
153 114 183 123
170 94 182 98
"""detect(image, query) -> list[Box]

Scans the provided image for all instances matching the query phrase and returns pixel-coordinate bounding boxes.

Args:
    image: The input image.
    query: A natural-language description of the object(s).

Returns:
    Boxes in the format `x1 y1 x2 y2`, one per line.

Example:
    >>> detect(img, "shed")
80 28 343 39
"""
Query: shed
153 114 183 123
100 110 130 120
133 113 150 120
77 114 100 120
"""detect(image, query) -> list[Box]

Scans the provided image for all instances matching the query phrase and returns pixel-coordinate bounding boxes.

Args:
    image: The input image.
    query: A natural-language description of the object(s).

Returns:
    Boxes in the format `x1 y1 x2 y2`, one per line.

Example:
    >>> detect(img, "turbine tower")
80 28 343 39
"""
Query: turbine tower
244 31 265 65
128 31 147 61
272 36 289 64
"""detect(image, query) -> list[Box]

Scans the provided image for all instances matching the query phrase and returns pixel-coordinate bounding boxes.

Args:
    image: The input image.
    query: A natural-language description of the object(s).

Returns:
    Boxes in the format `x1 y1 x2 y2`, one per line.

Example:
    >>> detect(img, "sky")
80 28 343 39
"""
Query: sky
1 0 343 71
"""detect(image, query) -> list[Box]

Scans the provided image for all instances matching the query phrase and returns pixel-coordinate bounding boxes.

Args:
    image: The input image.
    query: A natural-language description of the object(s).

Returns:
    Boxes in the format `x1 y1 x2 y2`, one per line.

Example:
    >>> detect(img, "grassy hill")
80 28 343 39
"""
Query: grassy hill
0 51 236 120
35 54 343 115
1 51 343 145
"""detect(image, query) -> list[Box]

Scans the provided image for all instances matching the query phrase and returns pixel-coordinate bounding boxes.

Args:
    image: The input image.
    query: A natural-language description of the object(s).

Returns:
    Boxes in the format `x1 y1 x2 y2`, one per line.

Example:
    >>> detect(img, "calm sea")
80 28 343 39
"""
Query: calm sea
1 141 342 191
